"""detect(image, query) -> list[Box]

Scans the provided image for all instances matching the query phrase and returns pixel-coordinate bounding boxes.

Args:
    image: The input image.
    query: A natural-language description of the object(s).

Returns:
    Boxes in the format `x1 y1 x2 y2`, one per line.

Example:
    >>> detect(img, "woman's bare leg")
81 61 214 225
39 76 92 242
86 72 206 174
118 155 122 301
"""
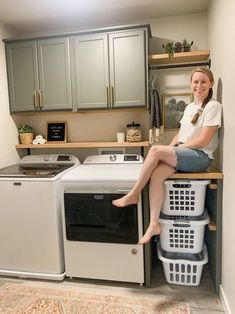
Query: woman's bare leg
112 145 177 207
139 162 176 244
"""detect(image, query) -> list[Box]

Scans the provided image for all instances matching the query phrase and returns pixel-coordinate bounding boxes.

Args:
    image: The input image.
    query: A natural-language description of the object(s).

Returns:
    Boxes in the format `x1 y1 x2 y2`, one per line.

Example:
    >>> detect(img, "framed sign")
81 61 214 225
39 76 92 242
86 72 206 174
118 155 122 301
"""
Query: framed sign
47 121 67 142
162 93 193 130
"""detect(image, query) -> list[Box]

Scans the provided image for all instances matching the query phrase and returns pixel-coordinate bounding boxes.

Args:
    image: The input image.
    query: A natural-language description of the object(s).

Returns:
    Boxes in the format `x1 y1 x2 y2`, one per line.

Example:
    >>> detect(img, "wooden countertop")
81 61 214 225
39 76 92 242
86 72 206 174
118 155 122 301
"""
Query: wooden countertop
169 165 223 180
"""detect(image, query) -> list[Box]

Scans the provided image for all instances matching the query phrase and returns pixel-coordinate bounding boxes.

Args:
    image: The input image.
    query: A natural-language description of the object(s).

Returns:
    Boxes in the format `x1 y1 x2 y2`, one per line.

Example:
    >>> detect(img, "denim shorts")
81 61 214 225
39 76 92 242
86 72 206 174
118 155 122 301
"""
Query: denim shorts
173 147 212 172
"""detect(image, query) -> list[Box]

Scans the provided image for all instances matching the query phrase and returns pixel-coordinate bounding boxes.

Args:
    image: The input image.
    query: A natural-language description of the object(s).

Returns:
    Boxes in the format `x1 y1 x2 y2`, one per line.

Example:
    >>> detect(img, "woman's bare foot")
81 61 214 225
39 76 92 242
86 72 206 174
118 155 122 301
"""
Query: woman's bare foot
112 193 139 207
138 223 161 245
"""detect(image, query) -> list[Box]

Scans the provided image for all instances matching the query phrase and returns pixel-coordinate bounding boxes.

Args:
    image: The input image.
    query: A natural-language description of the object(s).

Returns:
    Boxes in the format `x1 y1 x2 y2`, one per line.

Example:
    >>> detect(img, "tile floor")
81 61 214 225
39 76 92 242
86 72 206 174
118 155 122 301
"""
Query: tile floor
0 262 224 313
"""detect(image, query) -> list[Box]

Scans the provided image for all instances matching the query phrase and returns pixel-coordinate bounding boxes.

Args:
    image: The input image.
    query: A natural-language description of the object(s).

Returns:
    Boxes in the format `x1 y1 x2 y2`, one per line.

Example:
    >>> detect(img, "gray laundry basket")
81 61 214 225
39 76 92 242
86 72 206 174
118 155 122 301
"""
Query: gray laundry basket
159 210 210 253
157 242 208 286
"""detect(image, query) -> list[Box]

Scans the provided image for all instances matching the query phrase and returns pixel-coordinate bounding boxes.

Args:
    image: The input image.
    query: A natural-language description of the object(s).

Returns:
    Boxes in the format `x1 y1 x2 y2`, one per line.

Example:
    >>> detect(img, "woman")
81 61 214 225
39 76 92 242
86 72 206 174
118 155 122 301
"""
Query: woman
113 67 222 245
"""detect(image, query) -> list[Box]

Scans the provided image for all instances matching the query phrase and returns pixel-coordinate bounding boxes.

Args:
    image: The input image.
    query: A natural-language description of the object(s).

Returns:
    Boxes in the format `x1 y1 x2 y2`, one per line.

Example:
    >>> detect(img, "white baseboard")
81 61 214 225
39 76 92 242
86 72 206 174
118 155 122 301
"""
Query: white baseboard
220 285 231 314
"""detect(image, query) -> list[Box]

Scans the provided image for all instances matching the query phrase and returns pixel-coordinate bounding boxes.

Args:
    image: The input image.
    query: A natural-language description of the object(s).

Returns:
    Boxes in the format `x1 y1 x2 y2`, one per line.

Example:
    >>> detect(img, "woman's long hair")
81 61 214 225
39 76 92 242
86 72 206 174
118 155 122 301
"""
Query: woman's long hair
191 67 214 125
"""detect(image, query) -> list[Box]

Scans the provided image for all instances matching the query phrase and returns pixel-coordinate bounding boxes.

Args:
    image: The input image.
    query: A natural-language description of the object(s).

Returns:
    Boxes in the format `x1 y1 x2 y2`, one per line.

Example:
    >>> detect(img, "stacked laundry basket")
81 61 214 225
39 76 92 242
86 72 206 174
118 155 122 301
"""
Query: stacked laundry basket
157 179 211 286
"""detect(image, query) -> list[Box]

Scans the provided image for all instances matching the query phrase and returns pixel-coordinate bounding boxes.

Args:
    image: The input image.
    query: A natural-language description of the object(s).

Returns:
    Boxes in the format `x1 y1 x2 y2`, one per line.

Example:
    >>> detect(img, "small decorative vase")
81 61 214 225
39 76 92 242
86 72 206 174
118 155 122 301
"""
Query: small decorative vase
19 133 33 144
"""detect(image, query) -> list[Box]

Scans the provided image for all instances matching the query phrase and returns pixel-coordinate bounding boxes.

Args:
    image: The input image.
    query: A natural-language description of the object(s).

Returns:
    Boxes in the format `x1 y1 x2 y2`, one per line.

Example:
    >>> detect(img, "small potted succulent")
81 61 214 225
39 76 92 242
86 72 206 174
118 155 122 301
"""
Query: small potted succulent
18 124 34 144
182 39 193 52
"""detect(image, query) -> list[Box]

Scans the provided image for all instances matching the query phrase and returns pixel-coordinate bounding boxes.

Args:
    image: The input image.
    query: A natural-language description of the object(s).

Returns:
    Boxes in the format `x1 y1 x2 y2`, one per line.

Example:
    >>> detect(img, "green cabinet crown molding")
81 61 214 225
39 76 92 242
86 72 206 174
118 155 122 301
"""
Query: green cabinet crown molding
3 24 151 43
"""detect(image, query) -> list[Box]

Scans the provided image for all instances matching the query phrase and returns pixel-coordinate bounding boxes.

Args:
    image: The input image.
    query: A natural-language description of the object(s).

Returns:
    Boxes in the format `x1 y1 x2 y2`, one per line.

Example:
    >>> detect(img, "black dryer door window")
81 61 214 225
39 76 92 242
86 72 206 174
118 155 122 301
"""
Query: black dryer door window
64 193 139 244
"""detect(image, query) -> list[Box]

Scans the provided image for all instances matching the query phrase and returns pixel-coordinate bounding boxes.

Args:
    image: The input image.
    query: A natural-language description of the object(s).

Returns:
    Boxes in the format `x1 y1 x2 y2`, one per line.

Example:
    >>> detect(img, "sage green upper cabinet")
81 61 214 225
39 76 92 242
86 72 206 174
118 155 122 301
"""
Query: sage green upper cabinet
6 37 72 113
6 41 38 112
37 38 72 111
70 28 147 110
70 33 109 109
109 30 146 109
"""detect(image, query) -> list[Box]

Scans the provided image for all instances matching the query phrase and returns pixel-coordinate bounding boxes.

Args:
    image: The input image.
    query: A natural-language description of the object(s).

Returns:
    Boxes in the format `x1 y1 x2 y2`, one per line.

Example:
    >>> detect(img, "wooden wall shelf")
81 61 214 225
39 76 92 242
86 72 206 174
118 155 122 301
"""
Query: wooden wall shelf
149 50 210 65
15 141 149 149
16 141 150 157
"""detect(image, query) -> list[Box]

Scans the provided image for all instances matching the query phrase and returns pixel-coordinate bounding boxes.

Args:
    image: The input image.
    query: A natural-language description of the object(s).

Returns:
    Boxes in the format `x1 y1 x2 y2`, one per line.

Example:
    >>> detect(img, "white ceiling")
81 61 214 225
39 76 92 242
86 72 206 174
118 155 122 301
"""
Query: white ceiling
0 0 209 36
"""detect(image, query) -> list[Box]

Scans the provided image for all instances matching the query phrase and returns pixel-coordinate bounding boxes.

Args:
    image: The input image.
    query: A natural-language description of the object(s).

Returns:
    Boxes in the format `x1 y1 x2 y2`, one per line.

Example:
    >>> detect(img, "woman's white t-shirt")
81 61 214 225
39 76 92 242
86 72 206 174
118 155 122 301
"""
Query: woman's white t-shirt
178 98 222 159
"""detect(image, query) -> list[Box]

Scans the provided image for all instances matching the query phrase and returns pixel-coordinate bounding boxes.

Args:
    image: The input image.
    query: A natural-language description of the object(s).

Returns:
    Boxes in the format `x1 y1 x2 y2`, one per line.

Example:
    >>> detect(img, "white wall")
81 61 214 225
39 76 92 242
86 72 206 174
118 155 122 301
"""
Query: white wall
208 1 235 313
0 24 20 167
148 13 208 54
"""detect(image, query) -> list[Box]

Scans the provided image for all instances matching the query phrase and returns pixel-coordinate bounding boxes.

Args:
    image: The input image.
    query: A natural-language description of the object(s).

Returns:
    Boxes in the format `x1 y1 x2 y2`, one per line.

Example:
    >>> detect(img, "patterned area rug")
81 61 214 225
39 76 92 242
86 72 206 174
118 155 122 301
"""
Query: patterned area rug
0 283 190 314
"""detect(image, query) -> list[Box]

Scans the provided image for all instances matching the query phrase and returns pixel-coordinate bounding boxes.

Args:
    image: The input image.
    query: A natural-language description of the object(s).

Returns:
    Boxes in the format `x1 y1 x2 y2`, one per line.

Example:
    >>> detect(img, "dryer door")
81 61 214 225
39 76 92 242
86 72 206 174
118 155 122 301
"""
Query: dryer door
64 193 139 244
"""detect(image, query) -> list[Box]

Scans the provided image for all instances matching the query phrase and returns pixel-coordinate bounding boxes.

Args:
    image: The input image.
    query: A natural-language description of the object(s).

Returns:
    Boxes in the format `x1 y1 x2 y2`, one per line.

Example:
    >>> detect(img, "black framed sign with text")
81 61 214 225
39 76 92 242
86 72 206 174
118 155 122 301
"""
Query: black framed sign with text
46 122 67 142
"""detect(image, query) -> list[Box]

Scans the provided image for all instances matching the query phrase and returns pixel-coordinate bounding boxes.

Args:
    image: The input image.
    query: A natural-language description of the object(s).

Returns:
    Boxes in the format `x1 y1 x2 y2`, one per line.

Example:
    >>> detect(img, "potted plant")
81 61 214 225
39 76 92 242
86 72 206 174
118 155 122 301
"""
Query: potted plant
174 42 182 53
162 42 174 58
18 124 34 144
182 39 193 52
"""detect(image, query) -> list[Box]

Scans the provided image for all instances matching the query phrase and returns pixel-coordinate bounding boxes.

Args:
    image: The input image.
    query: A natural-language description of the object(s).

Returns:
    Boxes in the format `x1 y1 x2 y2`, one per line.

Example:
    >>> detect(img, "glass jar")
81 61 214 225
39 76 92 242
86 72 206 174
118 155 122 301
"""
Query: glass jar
126 122 142 142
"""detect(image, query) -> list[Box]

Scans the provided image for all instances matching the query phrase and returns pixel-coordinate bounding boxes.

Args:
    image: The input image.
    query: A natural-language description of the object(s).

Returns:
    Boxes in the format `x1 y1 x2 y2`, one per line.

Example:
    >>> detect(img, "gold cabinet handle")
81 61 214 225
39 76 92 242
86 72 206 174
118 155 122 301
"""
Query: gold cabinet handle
106 86 109 107
33 90 38 109
110 85 114 106
38 89 44 108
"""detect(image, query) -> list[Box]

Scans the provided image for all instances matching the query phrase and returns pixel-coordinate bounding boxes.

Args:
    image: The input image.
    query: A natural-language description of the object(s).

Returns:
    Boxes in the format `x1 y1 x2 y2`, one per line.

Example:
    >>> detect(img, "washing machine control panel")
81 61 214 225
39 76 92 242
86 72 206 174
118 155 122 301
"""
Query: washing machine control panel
20 154 78 165
84 154 143 164
124 155 140 162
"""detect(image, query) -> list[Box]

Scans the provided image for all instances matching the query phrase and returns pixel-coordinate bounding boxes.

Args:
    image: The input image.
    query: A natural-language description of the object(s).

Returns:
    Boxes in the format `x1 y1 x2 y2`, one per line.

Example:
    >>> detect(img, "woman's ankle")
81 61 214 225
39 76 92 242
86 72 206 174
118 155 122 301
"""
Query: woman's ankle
138 223 161 245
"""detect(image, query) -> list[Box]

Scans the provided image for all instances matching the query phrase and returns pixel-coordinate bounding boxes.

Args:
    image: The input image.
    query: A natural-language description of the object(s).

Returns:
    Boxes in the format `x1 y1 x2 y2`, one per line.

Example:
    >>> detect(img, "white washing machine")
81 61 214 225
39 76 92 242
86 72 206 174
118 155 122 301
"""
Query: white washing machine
61 154 147 284
0 154 79 280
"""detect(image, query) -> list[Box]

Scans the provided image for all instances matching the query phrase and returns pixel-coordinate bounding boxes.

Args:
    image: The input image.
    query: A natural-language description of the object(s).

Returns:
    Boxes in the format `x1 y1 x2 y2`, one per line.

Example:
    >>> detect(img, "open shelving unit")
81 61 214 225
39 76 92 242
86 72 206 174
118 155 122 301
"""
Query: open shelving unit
15 141 150 156
148 50 210 69
15 141 149 149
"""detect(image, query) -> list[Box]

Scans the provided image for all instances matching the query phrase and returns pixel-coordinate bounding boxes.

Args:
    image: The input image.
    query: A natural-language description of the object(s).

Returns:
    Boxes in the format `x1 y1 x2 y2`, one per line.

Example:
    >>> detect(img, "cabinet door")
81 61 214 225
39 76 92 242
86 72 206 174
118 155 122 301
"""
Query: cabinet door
6 41 39 112
70 34 109 109
109 29 147 108
37 37 72 111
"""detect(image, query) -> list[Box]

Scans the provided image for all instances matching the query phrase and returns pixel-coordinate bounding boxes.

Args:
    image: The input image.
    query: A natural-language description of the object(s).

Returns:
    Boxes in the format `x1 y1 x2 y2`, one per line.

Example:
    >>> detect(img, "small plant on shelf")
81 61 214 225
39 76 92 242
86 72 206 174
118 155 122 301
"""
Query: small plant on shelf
174 42 182 53
18 124 33 133
182 39 193 52
18 124 33 144
162 42 174 58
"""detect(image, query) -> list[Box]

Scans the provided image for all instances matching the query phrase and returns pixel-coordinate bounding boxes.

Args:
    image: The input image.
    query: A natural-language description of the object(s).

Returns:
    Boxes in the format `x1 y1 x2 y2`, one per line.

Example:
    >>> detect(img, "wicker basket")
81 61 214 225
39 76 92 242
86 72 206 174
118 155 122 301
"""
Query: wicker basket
19 133 33 144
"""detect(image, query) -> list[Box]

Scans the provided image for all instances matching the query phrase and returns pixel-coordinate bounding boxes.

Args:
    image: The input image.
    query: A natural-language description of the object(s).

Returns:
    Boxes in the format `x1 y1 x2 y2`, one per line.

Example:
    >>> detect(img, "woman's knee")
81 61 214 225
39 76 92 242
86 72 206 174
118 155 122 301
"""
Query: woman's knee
148 145 164 157
148 145 172 159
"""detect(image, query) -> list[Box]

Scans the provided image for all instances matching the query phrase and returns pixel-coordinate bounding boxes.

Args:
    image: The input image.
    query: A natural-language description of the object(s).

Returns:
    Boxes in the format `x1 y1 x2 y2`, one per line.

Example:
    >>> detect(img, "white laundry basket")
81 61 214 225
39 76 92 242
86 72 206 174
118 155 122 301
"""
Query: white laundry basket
157 242 208 286
159 210 210 253
162 180 210 216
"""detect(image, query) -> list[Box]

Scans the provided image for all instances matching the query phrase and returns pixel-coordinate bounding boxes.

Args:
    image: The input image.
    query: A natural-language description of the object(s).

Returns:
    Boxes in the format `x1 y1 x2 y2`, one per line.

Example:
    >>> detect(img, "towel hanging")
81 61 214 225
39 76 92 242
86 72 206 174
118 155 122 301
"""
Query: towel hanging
149 69 164 144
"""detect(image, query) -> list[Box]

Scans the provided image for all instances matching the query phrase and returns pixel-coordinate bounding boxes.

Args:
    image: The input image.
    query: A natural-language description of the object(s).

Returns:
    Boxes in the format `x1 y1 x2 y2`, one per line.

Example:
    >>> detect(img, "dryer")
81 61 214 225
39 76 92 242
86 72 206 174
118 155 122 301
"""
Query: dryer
61 154 146 284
